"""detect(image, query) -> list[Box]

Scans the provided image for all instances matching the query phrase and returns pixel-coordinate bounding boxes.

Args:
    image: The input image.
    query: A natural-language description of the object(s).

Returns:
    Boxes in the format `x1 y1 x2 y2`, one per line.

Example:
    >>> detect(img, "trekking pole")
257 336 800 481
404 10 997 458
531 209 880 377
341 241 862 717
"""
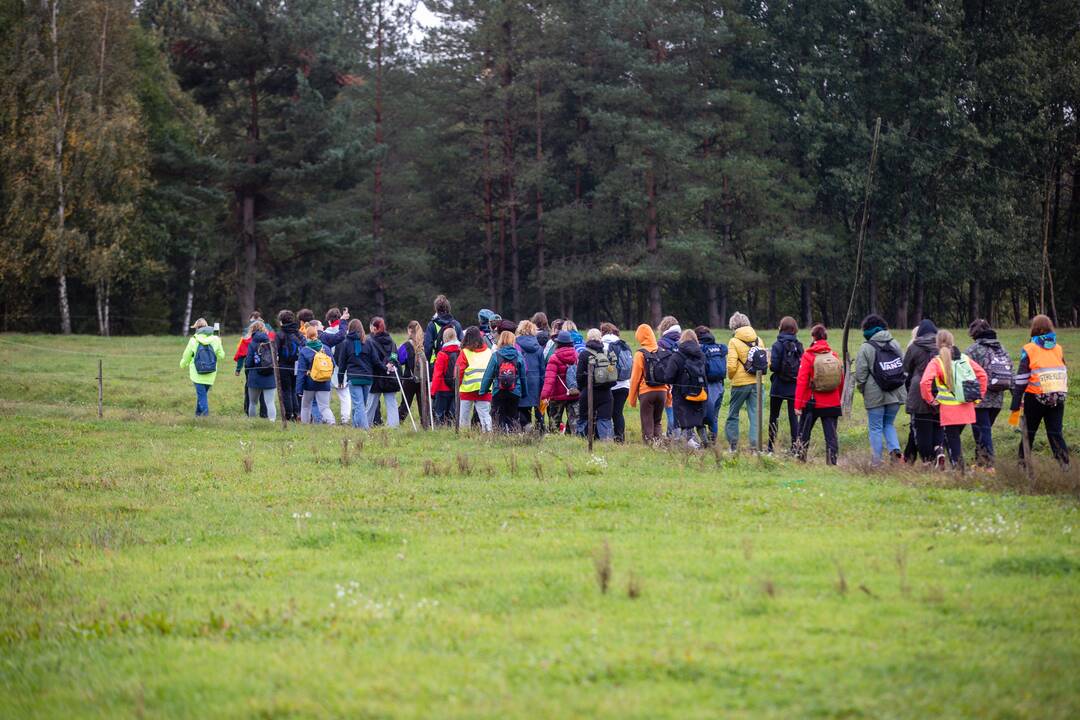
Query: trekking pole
422 360 434 429
587 368 595 452
755 371 764 453
270 340 288 430
453 371 460 435
97 359 104 418
392 366 419 432
1019 413 1034 488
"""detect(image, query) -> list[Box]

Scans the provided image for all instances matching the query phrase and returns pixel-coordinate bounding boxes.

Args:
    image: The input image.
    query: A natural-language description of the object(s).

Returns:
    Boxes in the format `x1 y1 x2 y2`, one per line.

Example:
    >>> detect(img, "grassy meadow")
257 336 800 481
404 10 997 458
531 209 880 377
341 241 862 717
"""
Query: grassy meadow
1 329 1079 718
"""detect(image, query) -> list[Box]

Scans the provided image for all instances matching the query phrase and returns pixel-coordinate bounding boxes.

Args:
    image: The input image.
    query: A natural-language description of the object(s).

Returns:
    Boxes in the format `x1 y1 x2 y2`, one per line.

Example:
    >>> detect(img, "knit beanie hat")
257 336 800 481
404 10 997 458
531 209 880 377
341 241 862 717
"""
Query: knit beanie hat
916 319 938 338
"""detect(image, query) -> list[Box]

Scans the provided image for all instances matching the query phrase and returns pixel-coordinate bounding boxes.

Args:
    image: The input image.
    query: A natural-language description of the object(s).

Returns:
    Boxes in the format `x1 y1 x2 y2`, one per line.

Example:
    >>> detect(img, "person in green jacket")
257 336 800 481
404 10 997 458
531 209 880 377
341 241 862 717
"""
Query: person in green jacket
853 314 907 466
179 318 226 417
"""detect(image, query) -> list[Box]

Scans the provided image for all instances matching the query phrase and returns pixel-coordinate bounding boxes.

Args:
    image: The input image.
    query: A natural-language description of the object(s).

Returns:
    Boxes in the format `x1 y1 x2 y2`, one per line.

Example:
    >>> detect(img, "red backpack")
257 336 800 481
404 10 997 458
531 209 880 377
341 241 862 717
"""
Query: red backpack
498 359 518 391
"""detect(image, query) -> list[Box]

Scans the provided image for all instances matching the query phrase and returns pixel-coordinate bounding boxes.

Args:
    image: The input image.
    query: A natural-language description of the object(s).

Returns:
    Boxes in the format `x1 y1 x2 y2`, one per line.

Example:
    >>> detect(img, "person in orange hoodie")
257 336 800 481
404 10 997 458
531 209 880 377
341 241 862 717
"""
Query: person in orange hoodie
920 330 988 470
627 324 671 443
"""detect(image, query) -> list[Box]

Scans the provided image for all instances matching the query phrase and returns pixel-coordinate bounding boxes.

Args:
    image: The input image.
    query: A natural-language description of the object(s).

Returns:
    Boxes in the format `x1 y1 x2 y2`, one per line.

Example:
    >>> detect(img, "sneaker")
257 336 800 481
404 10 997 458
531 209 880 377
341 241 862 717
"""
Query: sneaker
687 437 701 450
889 449 903 464
935 453 947 471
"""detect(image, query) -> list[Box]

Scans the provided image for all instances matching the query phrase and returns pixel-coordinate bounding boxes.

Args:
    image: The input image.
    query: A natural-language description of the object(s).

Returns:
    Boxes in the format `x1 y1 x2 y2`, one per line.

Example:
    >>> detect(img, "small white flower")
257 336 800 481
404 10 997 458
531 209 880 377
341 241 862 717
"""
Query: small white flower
305 511 312 518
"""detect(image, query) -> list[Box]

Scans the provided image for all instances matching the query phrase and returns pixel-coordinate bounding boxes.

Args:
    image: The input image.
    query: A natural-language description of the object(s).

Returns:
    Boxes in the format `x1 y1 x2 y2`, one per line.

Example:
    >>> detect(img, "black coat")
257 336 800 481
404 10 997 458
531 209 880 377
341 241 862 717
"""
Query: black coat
769 332 803 399
576 340 614 420
276 322 304 370
671 340 707 428
365 332 399 393
903 334 941 416
337 331 372 385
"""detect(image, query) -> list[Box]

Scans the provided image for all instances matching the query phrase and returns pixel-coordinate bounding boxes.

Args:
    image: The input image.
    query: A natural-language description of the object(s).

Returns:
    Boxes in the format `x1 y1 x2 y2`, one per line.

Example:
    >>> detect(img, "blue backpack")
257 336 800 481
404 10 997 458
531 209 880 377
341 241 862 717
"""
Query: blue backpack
279 334 300 364
702 342 727 382
193 342 217 374
610 339 633 381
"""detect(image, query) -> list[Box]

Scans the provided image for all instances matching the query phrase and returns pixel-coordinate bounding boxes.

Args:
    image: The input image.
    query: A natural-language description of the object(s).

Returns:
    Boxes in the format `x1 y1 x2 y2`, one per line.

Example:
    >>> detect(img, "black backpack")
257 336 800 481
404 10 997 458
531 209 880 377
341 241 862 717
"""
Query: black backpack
642 347 679 386
429 318 452 362
279 333 301 364
983 344 1014 393
251 341 275 376
740 337 769 375
869 340 905 392
443 349 460 387
679 354 708 399
777 339 803 382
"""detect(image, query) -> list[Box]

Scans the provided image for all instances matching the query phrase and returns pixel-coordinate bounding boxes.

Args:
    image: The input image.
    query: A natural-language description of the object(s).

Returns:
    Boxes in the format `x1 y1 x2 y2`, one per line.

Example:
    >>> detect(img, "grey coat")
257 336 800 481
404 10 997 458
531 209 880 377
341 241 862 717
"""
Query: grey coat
964 338 1008 410
853 329 907 409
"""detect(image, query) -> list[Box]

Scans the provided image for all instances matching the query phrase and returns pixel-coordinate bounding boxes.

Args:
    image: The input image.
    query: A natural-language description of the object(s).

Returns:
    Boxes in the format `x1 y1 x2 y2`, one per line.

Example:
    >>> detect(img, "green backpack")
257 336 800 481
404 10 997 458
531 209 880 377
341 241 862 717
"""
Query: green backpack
953 354 982 403
587 349 619 385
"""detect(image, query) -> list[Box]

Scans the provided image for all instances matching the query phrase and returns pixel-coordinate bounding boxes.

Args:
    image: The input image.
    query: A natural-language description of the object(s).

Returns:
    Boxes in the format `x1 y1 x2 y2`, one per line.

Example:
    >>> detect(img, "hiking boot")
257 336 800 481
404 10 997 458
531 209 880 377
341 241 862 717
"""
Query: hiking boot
889 449 903 464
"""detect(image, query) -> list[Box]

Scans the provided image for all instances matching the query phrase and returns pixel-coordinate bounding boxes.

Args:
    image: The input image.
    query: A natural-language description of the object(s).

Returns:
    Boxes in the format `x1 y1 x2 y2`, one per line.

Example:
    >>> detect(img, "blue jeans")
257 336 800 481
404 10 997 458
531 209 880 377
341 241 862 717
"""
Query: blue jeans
705 381 725 437
595 417 614 441
349 384 371 428
725 384 759 450
194 383 210 416
867 403 901 463
665 406 675 436
972 407 999 466
367 391 399 428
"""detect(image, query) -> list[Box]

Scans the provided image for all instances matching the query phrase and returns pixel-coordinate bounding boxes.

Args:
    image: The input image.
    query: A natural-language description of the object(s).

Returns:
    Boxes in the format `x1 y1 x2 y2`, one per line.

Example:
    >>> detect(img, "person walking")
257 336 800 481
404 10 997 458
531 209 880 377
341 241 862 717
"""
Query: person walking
540 330 581 434
323 308 351 425
576 329 617 440
532 312 551 349
964 319 1013 469
601 323 633 443
725 312 768 451
920 330 988 470
768 317 803 454
275 310 303 421
338 319 372 429
656 316 682 436
854 314 907 466
243 320 277 421
670 329 710 448
516 320 546 431
794 324 843 465
233 311 272 417
456 326 494 431
397 320 426 426
478 309 501 348
1010 314 1070 469
480 331 529 432
423 295 464 372
627 324 671 444
695 326 727 445
903 319 945 466
179 318 225 417
428 326 461 426
364 317 400 429
296 325 335 424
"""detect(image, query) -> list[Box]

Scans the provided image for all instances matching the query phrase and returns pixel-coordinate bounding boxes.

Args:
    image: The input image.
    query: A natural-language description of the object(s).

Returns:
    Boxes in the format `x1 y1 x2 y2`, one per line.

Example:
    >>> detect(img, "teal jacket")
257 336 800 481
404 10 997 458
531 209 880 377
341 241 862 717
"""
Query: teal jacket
180 328 226 385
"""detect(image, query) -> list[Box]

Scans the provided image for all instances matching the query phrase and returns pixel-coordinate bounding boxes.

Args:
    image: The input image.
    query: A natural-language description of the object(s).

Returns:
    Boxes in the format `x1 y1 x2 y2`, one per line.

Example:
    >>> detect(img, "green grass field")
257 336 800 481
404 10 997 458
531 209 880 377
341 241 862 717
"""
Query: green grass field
1 330 1079 718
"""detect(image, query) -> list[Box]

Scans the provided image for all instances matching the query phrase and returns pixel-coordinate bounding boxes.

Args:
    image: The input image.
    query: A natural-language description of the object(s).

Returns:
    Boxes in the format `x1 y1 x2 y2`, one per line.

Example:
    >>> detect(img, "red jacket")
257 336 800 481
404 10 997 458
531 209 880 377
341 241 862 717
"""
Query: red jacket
233 331 276 361
795 340 843 412
541 345 581 401
429 343 460 395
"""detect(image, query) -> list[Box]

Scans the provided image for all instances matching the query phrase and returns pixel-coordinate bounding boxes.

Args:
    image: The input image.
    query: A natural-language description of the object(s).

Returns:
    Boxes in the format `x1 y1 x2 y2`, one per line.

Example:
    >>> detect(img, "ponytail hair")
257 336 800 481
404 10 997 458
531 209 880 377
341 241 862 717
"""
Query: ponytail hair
936 330 956 391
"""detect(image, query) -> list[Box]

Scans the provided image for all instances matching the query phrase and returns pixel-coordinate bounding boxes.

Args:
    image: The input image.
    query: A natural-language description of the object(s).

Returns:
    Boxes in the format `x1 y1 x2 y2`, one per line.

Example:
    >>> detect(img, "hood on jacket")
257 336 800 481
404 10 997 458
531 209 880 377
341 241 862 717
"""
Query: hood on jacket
1033 332 1057 349
696 330 717 345
677 340 703 359
635 324 658 351
194 327 215 344
808 339 833 354
517 335 541 353
914 334 938 352
570 330 585 344
250 330 270 346
732 326 759 345
439 340 460 353
868 329 894 344
776 331 798 343
346 330 364 342
432 312 456 325
306 339 323 351
495 346 521 361
601 333 622 346
280 321 300 336
584 339 605 353
553 345 579 364
916 319 938 338
974 329 997 341
370 332 395 354
665 326 682 338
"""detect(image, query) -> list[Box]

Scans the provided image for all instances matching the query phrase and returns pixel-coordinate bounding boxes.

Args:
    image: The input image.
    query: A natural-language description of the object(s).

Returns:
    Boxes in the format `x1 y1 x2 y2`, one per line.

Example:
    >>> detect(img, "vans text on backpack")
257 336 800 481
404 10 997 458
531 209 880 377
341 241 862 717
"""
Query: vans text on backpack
869 340 905 391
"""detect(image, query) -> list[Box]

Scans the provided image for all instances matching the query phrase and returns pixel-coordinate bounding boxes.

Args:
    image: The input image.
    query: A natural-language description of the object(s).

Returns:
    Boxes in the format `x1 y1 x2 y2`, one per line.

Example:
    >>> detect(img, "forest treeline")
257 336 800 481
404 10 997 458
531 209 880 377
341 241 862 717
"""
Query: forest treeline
1 0 1077 335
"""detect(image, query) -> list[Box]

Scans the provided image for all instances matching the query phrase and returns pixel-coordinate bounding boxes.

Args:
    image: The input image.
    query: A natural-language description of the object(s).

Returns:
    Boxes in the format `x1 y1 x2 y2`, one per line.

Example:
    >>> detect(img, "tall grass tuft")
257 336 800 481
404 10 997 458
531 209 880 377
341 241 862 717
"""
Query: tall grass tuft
456 453 472 476
593 541 612 594
340 438 351 467
627 571 641 599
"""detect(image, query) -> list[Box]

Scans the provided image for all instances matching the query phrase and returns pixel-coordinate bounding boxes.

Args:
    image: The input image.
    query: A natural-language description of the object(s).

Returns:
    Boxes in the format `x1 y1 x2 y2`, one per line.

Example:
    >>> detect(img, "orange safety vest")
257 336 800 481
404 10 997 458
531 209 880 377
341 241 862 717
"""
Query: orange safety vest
1023 342 1067 396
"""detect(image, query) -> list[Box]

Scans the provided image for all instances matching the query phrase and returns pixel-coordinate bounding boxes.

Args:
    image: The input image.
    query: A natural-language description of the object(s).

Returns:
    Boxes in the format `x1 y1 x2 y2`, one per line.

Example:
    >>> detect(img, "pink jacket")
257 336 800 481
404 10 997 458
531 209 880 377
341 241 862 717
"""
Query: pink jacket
919 355 988 427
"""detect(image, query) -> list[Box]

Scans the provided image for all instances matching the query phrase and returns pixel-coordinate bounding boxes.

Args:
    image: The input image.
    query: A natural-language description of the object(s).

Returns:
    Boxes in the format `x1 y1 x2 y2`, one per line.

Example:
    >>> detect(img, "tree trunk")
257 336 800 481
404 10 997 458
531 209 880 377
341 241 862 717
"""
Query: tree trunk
502 18 519 317
50 0 71 334
238 72 259 326
866 267 878 316
912 272 924 325
800 280 812 329
894 274 909 329
1011 288 1021 327
767 286 777 326
182 254 196 335
968 278 980 323
372 3 386 317
646 161 661 326
535 76 545 313
483 118 496 308
719 287 728 329
708 284 721 329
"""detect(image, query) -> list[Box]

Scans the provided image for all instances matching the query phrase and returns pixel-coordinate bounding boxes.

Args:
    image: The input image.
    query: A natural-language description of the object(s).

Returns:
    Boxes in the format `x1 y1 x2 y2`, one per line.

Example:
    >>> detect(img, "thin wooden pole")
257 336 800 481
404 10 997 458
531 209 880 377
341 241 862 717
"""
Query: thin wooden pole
453 367 460 435
97 359 103 418
587 366 595 452
1019 413 1035 488
1041 172 1051 315
755 371 763 453
269 336 287 430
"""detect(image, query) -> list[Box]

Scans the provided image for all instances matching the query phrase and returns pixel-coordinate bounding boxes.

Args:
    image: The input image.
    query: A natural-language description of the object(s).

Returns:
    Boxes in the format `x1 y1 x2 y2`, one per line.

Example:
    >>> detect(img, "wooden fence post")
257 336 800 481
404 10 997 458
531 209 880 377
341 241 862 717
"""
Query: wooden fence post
97 359 103 419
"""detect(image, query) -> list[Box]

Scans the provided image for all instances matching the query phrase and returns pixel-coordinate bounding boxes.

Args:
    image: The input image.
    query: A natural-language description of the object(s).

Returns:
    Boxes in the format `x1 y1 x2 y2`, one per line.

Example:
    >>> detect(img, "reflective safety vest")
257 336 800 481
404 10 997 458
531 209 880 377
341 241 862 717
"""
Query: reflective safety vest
933 355 978 406
1024 342 1068 396
459 347 493 394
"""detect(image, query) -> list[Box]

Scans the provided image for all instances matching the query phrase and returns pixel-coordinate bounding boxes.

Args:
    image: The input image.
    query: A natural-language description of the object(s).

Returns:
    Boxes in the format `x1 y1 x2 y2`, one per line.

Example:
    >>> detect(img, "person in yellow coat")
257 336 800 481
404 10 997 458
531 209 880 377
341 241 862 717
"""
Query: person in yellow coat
179 318 225 417
725 312 768 451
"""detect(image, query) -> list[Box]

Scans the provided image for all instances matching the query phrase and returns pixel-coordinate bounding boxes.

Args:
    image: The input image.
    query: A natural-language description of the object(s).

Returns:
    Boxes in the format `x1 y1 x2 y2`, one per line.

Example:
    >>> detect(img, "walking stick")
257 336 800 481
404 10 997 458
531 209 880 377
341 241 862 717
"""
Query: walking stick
423 359 434 429
454 369 460 435
1019 412 1034 488
269 340 288 430
392 365 419 432
755 371 764 453
587 366 595 452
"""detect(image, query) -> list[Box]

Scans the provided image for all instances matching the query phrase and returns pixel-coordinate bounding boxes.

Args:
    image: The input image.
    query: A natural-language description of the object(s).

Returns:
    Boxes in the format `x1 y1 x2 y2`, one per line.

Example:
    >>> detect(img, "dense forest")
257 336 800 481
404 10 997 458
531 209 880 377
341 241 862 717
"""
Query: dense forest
1 0 1077 334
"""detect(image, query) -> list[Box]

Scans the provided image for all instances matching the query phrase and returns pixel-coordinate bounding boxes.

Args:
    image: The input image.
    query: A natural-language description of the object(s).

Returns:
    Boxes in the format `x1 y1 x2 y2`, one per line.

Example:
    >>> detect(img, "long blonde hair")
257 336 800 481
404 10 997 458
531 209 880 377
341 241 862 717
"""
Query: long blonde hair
406 320 424 373
937 330 955 390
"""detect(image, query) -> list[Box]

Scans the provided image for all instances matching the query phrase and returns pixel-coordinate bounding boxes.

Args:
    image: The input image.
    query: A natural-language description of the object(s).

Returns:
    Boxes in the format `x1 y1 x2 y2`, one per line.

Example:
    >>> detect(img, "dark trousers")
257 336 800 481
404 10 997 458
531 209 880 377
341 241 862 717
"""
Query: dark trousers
797 408 839 465
433 391 456 426
492 392 520 432
518 405 544 432
768 395 797 453
912 414 944 463
611 387 629 443
971 407 1000 467
943 424 965 468
398 378 422 426
1019 395 1070 466
639 391 666 443
278 370 299 420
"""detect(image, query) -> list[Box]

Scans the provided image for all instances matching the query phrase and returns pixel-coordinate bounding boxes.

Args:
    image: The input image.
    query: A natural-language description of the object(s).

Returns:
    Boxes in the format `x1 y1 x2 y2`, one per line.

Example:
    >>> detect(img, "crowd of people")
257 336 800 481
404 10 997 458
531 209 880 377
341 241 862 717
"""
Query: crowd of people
178 294 1071 472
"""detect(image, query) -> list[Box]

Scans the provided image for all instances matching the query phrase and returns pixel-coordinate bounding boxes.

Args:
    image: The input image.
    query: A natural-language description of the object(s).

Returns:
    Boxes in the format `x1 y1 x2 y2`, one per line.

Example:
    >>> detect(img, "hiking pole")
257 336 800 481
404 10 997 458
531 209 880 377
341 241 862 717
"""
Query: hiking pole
97 359 103 419
755 371 764 453
1019 413 1034 488
423 360 434 429
453 371 460 435
587 368 595 452
392 366 419 432
270 340 288 430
